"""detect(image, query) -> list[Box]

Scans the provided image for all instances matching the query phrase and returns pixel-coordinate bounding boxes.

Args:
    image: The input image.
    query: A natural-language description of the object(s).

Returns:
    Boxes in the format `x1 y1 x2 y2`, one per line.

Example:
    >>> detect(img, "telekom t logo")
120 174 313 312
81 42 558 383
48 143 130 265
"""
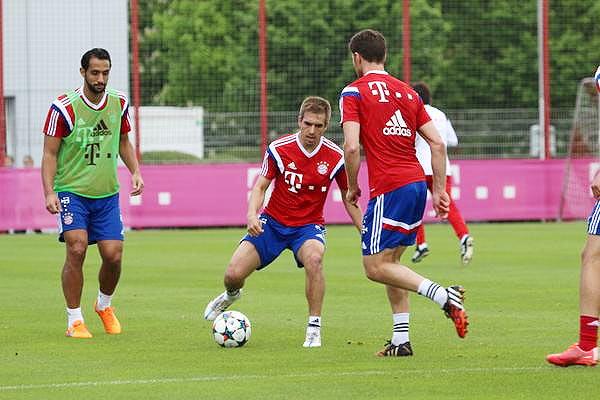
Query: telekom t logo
368 81 390 103
284 171 303 193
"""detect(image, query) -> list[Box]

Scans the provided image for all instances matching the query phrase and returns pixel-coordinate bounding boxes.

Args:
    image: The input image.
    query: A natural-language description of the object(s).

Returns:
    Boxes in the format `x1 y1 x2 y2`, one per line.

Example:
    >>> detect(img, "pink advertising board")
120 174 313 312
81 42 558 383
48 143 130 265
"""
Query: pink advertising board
0 159 596 231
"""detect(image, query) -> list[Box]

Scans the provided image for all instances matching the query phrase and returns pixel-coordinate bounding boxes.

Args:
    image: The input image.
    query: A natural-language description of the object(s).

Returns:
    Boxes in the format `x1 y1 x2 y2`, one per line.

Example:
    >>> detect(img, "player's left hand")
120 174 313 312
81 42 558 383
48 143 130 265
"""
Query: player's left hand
130 171 144 196
592 171 600 199
433 190 450 219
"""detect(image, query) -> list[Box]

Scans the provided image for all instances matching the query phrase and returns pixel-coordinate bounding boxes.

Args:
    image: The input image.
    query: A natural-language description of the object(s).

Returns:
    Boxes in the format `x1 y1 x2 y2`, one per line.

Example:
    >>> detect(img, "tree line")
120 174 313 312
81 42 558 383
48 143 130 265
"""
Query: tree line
139 0 600 112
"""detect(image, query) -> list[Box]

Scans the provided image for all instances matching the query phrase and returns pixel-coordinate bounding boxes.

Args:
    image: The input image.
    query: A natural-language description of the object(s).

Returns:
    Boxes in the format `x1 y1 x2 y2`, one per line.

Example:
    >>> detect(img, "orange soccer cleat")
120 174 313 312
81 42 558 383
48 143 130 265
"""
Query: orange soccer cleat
65 320 93 338
546 343 598 367
443 285 469 338
95 301 122 334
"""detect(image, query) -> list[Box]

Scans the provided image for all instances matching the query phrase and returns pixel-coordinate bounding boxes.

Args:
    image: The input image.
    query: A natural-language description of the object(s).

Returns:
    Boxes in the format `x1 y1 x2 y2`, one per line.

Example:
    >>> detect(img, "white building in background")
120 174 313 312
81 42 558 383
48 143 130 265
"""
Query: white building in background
3 0 129 167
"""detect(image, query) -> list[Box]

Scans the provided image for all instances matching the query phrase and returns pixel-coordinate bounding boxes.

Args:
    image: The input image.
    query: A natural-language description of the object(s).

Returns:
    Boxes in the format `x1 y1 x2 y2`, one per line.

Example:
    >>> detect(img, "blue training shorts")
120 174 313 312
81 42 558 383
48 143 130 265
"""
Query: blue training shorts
361 181 427 255
588 200 600 235
242 213 326 269
57 191 124 244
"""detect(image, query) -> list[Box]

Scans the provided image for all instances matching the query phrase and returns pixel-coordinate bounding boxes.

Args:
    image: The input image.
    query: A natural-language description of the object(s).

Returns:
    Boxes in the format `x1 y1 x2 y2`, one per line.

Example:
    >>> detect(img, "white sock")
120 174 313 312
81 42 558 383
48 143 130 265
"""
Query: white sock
308 315 321 328
417 279 448 308
66 307 83 327
417 243 428 251
225 288 240 299
391 313 409 345
460 234 470 243
96 290 113 311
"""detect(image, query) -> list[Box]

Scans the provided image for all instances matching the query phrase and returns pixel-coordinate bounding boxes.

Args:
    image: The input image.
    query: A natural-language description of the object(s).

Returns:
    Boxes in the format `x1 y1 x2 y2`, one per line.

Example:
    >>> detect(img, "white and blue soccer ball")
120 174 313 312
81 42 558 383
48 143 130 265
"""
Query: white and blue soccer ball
212 311 251 348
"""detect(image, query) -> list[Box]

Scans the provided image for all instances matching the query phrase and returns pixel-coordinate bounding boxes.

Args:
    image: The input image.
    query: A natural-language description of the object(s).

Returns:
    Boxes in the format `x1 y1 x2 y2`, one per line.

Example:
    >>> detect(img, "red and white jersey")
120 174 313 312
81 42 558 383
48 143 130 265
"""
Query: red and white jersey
261 132 347 226
43 86 131 137
339 70 429 198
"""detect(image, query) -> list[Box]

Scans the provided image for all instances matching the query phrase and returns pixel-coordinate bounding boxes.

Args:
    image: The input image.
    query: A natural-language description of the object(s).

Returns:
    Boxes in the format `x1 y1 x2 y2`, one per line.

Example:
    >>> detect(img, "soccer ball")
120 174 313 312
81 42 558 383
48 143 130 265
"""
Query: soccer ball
212 311 251 348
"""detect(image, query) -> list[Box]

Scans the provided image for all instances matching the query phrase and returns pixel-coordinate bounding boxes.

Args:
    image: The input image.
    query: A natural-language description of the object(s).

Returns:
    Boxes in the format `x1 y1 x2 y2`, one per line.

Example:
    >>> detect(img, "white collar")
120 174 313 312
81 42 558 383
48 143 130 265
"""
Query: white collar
295 131 323 158
364 70 389 76
77 86 108 110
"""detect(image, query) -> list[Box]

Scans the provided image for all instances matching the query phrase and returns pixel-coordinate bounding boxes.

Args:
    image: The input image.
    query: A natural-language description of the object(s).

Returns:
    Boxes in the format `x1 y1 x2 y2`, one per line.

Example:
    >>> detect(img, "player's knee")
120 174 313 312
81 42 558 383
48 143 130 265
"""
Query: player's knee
102 251 122 268
363 261 382 282
67 241 87 261
303 252 323 272
224 264 246 286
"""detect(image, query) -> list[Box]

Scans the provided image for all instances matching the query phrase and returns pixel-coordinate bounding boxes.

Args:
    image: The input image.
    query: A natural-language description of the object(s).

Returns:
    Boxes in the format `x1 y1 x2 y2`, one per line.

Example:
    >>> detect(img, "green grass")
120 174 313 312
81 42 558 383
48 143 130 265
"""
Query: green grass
0 222 597 399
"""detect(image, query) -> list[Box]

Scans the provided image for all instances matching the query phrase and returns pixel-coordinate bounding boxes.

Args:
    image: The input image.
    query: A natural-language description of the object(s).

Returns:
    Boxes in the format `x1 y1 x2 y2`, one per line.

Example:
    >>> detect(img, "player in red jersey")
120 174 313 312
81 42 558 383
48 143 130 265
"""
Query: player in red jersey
546 65 600 367
340 29 468 357
204 96 363 348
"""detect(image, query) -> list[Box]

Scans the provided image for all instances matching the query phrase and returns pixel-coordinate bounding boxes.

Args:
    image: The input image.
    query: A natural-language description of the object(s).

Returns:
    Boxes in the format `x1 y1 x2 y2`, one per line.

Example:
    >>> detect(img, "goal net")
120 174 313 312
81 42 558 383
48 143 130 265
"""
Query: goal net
559 77 600 220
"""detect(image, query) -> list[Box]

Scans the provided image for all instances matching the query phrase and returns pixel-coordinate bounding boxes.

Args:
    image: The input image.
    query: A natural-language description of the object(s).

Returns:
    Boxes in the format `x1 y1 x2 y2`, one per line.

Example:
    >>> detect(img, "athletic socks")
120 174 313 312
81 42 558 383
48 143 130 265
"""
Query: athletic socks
66 307 83 327
417 278 448 308
579 315 599 351
226 288 240 299
96 290 113 311
391 313 409 345
308 315 321 329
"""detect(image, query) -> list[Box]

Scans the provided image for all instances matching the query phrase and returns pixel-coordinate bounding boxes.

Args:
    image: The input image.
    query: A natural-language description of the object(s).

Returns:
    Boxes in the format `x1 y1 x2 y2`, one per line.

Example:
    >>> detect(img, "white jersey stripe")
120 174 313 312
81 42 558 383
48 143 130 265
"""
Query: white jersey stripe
381 217 422 231
52 100 73 131
48 110 59 136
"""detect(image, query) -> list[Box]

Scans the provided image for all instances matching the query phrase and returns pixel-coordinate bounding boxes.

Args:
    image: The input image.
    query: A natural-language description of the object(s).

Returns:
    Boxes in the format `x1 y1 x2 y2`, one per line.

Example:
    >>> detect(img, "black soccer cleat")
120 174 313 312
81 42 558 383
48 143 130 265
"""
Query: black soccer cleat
376 340 413 357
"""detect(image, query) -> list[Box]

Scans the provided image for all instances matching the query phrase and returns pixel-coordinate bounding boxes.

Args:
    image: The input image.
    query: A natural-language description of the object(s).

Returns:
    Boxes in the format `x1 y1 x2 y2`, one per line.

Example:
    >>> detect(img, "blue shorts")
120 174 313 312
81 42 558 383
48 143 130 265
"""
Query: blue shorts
588 200 600 235
242 213 326 269
361 181 427 255
57 192 124 244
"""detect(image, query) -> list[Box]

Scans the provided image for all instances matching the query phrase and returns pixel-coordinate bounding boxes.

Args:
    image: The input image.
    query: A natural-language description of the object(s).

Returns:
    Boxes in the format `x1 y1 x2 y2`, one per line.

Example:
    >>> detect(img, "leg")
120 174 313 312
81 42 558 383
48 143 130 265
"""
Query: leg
296 238 326 348
296 239 326 317
579 235 600 317
546 235 600 366
363 246 425 291
62 229 88 308
445 176 474 264
224 240 262 291
94 240 124 334
204 241 261 320
97 240 123 296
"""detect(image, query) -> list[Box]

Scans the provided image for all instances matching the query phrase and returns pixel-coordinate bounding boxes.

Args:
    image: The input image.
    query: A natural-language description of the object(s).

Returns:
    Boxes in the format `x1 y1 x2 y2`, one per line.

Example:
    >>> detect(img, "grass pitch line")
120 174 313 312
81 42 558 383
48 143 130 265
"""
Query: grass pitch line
0 367 548 392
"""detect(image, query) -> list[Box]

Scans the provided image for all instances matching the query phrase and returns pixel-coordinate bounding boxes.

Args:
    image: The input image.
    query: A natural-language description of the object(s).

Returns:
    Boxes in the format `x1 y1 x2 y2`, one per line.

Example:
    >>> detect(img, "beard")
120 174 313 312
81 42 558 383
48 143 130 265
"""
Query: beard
85 79 105 95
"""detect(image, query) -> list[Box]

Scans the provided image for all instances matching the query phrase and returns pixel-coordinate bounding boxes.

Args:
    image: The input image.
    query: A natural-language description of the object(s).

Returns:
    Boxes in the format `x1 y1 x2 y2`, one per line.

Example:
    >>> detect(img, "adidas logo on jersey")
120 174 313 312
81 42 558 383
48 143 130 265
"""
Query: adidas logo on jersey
90 119 112 137
382 110 412 137
287 161 297 170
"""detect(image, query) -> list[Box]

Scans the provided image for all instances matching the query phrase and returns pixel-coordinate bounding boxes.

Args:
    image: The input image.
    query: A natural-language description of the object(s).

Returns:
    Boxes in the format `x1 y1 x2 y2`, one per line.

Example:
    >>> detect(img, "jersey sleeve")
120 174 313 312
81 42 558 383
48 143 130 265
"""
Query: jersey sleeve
415 98 432 129
444 116 459 147
333 164 349 191
42 104 69 138
260 150 278 180
339 86 361 124
119 96 132 135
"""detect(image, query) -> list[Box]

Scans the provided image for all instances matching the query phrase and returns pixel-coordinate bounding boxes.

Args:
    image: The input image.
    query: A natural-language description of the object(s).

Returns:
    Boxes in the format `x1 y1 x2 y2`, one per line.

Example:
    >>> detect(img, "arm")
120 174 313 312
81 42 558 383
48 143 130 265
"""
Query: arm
119 134 144 196
246 175 272 237
342 121 362 205
418 121 450 218
41 135 62 214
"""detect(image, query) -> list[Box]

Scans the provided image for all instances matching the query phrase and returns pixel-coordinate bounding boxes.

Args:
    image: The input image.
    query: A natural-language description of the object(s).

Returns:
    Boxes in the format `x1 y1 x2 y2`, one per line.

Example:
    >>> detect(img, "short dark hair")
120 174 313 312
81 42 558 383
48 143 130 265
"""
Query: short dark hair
412 81 431 105
81 48 111 70
299 96 332 126
348 29 386 64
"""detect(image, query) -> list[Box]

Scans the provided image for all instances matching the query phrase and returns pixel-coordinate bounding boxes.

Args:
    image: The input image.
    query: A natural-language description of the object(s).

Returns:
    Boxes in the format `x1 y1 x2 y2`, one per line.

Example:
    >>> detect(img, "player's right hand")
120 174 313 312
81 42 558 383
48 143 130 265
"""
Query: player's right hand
45 193 61 214
246 215 264 237
432 190 450 219
346 186 361 206
591 171 600 199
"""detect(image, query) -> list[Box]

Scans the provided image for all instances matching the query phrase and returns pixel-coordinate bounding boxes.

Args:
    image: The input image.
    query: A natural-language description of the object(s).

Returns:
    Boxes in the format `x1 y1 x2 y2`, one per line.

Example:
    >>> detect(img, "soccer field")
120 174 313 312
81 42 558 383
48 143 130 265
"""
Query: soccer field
0 222 597 399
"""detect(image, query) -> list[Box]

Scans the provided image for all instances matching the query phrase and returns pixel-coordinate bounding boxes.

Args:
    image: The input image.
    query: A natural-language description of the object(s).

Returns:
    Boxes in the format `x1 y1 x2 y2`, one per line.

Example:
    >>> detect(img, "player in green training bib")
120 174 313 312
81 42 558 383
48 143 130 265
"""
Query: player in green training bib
41 48 144 339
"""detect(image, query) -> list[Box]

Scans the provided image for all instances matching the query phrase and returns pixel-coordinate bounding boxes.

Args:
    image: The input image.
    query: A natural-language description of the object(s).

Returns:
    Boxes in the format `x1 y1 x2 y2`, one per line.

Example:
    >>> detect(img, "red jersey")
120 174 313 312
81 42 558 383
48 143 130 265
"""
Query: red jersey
261 132 347 226
339 70 430 198
43 86 131 137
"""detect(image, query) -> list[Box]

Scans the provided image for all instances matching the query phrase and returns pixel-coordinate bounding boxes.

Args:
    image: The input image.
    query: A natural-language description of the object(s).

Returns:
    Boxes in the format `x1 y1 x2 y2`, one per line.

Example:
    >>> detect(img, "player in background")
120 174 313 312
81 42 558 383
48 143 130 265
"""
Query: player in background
411 82 474 265
546 66 600 367
41 48 143 338
340 29 468 357
204 96 363 348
